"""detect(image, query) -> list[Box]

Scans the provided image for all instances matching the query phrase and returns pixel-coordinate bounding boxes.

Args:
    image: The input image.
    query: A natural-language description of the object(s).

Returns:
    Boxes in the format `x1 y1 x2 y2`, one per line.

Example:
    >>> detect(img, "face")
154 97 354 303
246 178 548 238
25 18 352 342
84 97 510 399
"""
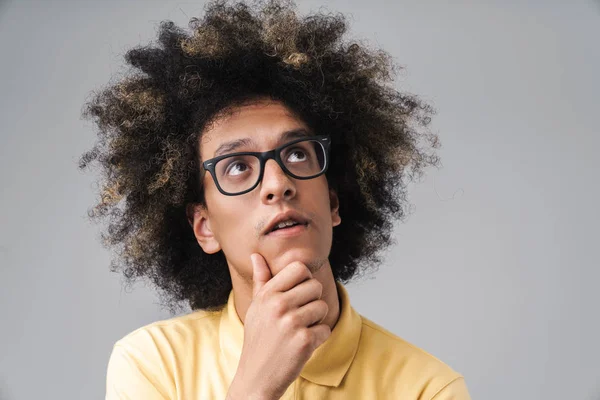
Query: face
188 99 341 280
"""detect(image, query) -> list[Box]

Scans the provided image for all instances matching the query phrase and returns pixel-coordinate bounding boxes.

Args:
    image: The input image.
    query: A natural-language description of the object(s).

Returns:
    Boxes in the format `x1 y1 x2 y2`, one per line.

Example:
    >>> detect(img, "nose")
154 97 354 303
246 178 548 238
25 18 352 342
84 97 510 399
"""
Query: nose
259 159 296 204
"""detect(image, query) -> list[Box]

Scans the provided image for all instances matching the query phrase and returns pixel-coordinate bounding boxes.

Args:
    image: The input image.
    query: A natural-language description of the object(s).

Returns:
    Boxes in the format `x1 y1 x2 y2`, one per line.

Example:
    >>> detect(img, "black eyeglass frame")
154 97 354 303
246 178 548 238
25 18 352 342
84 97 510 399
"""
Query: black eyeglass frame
202 134 331 196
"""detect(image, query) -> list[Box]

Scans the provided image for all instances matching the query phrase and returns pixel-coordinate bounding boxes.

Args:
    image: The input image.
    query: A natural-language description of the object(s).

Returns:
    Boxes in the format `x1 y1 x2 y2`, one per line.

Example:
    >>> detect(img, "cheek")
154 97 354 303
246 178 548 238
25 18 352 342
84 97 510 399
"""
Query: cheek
317 183 335 217
221 225 254 255
211 202 257 254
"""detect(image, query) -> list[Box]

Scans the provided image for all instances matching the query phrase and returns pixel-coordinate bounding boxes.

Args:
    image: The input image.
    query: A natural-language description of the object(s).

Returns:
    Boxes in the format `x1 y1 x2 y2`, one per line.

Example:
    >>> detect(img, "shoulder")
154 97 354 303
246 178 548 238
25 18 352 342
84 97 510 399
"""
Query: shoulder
114 308 221 352
105 310 221 399
106 309 223 397
358 315 459 374
356 315 470 399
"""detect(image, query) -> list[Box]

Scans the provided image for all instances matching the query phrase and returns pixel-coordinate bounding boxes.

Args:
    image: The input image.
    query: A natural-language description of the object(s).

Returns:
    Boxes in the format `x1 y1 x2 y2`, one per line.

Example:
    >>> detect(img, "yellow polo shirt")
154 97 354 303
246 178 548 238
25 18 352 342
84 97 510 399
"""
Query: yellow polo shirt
106 281 470 399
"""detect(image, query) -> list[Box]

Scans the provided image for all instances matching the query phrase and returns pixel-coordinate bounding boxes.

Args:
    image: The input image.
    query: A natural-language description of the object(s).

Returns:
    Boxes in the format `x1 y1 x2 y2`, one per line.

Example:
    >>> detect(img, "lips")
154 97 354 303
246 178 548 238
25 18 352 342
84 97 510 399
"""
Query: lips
263 210 310 235
270 220 303 232
266 222 308 237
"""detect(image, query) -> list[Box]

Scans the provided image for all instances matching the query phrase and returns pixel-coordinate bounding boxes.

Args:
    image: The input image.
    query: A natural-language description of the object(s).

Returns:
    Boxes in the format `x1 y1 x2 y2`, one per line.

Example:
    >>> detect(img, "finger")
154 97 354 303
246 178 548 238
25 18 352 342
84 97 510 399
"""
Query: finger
294 299 329 328
268 261 313 294
251 253 272 298
307 323 332 350
282 278 323 309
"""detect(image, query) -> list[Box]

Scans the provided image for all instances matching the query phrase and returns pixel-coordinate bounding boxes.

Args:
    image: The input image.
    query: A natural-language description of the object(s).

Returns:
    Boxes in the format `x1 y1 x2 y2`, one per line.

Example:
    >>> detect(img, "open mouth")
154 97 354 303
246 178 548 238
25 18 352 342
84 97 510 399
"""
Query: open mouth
267 220 309 236
263 210 311 236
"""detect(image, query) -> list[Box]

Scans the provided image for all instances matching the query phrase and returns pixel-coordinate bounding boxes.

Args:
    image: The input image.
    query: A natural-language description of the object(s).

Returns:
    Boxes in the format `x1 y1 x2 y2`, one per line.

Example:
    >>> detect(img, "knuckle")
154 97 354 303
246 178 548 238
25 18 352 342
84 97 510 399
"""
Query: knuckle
271 297 287 317
297 329 313 349
282 312 300 329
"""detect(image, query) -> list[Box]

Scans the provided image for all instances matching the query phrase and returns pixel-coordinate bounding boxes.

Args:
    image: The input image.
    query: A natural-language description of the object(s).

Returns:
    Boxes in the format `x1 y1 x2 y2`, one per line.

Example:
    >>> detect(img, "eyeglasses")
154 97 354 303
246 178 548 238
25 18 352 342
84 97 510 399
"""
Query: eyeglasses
202 135 331 196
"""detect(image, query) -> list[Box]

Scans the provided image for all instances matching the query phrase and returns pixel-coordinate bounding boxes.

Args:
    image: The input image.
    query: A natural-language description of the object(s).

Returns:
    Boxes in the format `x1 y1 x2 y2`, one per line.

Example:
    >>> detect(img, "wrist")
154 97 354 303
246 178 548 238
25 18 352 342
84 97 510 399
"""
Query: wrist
227 377 276 400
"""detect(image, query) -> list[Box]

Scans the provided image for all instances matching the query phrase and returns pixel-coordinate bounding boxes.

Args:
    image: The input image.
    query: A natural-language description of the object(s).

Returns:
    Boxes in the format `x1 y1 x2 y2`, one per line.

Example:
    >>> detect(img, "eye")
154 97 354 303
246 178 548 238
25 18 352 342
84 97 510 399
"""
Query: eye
225 160 250 176
286 148 308 163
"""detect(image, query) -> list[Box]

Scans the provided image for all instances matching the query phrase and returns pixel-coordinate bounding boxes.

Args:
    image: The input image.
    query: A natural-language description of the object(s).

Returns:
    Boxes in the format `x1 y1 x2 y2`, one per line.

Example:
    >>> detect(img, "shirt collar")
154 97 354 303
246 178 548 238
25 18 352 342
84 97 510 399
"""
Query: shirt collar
219 280 362 387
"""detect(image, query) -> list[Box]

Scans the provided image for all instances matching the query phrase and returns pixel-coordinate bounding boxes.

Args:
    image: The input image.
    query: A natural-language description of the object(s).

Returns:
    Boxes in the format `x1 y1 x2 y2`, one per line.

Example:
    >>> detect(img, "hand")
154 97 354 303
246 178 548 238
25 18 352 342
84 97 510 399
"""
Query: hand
228 253 332 400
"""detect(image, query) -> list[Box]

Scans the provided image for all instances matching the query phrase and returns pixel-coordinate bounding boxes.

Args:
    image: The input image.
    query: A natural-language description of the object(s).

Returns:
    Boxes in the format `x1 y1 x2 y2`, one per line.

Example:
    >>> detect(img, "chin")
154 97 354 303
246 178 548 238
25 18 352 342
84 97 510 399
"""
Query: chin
269 246 326 275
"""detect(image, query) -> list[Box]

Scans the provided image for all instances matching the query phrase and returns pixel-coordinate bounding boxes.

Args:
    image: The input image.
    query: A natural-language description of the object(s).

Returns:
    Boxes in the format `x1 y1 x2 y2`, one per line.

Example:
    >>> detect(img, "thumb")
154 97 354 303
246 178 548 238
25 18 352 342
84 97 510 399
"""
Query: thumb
251 253 272 298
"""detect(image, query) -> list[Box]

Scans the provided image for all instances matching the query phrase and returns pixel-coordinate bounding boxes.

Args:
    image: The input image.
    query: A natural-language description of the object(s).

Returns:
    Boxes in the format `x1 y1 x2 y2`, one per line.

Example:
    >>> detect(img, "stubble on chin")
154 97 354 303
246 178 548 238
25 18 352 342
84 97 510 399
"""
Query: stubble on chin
304 256 328 275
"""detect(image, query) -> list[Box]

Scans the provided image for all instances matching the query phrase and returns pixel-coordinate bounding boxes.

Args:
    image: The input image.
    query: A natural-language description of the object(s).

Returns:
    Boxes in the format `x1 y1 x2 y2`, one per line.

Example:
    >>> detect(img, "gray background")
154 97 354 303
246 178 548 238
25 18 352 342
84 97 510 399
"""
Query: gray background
1 0 598 399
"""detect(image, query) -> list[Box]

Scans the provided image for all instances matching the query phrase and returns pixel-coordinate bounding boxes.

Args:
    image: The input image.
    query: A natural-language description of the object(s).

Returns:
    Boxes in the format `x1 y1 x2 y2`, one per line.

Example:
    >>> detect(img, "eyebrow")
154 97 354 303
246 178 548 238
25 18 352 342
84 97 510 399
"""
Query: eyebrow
212 128 313 158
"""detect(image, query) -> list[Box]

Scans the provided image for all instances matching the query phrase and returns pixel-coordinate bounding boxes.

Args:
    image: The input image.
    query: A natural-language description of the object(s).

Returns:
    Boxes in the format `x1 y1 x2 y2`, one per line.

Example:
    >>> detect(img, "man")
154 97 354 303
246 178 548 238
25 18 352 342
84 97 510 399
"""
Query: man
80 0 471 398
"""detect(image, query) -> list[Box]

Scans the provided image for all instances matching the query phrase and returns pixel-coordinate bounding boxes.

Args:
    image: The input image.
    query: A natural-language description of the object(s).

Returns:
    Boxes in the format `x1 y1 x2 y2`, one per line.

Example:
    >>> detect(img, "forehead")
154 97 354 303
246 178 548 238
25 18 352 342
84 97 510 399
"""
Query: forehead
199 100 309 159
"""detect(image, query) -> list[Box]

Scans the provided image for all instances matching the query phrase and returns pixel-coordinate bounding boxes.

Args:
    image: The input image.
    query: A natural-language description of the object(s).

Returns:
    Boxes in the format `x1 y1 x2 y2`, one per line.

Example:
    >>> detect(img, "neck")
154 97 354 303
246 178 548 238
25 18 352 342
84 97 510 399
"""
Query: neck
229 260 341 332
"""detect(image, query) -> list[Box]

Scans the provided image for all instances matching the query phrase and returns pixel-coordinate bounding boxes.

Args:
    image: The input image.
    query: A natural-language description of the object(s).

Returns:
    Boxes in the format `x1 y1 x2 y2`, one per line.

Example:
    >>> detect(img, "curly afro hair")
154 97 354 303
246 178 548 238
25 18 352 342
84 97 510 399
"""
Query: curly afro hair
79 0 440 314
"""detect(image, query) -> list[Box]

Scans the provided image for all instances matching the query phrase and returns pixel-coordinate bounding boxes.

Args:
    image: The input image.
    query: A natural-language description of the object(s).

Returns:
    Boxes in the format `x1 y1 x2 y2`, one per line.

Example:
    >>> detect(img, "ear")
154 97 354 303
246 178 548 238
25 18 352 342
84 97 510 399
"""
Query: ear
329 188 341 227
185 203 222 254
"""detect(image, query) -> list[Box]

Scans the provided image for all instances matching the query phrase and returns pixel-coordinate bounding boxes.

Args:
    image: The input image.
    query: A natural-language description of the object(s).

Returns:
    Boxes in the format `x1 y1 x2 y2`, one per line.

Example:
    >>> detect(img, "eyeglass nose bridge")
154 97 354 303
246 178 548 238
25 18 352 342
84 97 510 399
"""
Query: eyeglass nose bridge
253 148 296 192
